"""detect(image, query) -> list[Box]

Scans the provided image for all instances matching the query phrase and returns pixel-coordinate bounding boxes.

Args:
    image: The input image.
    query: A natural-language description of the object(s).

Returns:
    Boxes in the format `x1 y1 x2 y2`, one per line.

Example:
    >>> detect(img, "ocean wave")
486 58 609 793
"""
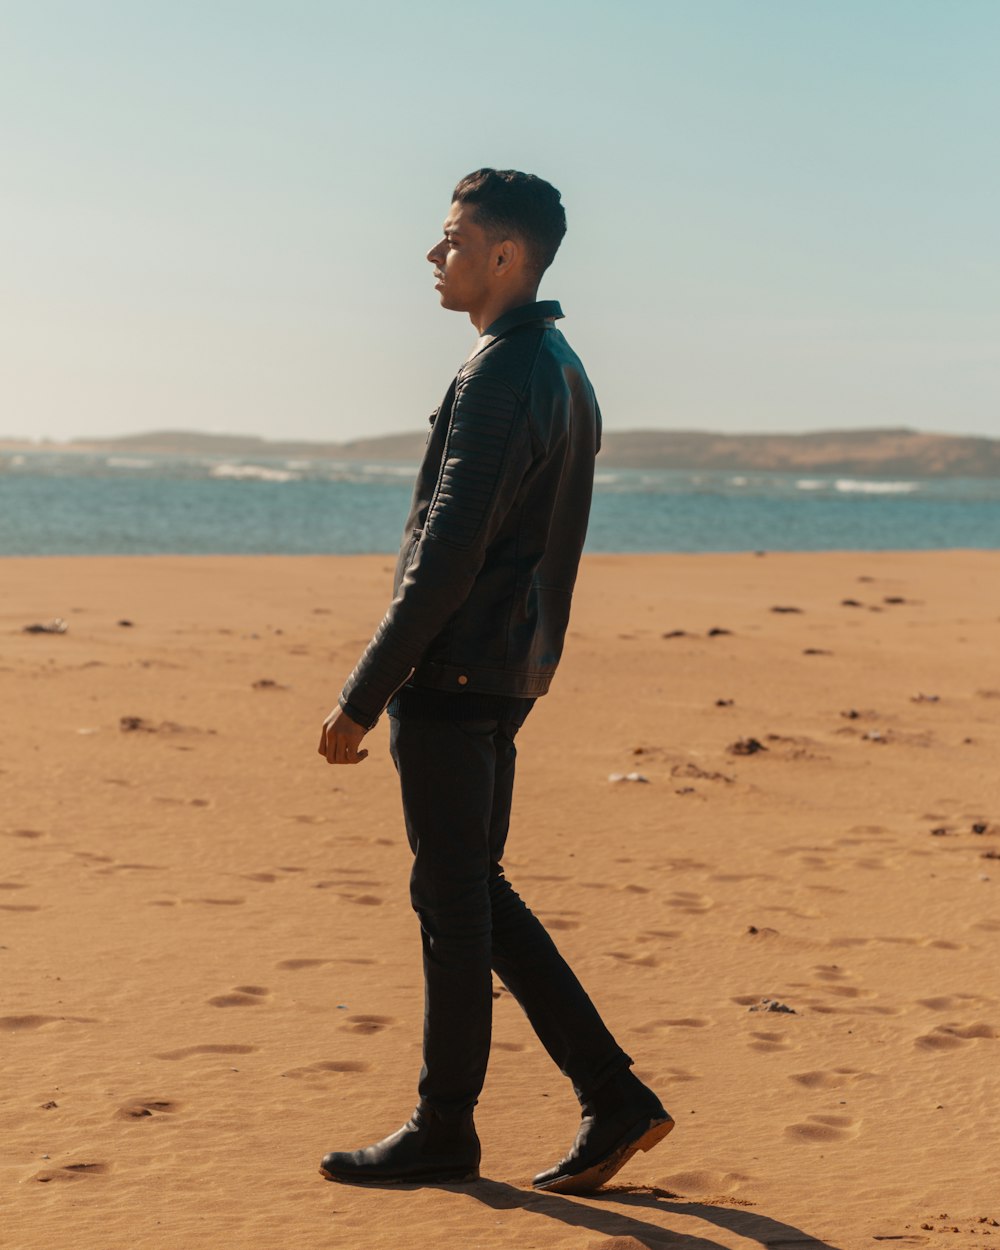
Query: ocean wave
209 462 300 482
360 463 418 477
795 479 828 491
834 479 919 494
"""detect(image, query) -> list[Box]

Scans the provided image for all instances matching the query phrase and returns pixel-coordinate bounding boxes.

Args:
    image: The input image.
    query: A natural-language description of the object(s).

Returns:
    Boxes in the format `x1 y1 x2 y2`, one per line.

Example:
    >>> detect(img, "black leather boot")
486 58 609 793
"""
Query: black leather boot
532 1071 673 1194
319 1104 481 1185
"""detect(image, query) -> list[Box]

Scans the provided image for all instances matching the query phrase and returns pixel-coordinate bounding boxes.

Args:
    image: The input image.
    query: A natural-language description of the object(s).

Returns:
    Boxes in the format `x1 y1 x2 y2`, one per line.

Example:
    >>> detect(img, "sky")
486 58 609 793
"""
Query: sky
1 0 998 444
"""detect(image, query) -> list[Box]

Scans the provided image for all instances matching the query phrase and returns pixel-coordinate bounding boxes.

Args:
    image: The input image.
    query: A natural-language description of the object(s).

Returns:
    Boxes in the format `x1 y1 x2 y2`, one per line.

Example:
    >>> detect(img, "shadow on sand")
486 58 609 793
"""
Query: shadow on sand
466 1179 844 1248
323 1172 842 1248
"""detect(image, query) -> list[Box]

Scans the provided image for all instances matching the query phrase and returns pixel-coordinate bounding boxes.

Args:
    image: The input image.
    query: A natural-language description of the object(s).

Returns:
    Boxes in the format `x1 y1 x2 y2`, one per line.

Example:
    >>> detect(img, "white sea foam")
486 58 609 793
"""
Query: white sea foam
106 457 154 469
834 479 919 494
728 476 748 487
210 463 299 482
593 472 621 484
795 479 828 491
360 463 418 477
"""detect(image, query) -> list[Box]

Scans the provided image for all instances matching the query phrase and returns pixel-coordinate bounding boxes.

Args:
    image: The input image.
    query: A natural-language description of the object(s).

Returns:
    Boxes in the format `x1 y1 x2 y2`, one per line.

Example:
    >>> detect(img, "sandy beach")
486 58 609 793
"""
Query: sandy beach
2 550 998 1250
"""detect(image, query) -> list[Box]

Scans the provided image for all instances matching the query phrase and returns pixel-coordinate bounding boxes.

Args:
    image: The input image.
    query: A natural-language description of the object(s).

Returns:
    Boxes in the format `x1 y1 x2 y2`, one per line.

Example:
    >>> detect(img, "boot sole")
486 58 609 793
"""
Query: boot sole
319 1164 480 1186
532 1114 674 1195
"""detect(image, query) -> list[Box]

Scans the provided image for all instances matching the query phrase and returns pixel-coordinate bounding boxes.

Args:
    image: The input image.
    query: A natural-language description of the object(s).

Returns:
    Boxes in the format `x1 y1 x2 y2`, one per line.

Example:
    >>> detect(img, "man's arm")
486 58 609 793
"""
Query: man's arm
319 372 533 760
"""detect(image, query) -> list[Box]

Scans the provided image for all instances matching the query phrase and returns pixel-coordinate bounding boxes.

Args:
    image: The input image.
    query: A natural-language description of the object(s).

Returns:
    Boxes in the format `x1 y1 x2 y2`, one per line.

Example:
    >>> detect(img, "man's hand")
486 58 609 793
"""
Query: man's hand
318 706 369 765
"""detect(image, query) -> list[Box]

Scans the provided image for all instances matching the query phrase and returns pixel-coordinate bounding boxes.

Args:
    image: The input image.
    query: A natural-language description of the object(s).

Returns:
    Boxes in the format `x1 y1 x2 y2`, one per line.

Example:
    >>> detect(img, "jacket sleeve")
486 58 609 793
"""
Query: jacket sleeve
338 372 533 728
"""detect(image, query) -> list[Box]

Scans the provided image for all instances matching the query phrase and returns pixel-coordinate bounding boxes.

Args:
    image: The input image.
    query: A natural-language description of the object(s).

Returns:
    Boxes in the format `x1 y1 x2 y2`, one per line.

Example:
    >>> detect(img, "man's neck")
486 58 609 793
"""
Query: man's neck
469 287 540 336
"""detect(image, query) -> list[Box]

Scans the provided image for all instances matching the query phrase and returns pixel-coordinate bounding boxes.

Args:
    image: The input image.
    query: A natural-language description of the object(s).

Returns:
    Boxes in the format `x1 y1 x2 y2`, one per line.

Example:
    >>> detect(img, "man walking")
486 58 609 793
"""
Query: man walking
317 169 672 1193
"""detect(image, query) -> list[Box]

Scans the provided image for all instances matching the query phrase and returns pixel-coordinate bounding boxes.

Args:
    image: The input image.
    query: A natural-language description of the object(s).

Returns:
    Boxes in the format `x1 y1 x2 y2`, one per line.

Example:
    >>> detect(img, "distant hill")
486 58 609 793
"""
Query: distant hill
5 426 1000 478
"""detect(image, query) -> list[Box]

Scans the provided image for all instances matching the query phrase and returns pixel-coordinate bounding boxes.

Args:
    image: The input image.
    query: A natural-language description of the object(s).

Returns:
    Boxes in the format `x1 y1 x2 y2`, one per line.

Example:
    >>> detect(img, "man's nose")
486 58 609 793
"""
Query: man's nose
426 239 444 265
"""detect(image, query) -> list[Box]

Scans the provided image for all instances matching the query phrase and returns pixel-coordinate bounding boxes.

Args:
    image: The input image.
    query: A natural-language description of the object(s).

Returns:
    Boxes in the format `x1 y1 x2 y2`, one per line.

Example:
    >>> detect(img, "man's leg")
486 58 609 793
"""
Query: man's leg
319 712 496 1184
485 715 675 1194
486 717 632 1097
393 713 501 1117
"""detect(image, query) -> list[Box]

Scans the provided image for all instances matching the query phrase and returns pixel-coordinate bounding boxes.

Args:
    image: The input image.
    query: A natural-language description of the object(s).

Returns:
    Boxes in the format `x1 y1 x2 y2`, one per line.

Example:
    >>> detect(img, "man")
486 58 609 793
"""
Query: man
317 169 672 1193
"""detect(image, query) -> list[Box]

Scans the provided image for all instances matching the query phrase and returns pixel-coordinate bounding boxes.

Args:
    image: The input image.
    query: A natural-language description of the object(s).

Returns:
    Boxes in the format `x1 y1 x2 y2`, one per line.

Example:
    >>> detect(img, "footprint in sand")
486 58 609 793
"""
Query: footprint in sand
819 985 873 1000
5 829 46 839
32 1161 110 1183
655 1168 750 1196
2 1015 63 1031
276 958 330 971
789 1068 876 1090
542 917 580 931
117 1099 180 1120
184 897 246 907
333 892 384 906
635 1017 712 1034
208 986 271 1008
666 891 714 914
918 994 996 1012
339 1015 395 1035
785 1113 859 1143
915 1023 998 1050
492 1041 525 1052
282 1059 371 1080
242 872 279 883
607 951 659 968
96 862 164 876
798 854 833 870
1 1014 97 1031
0 903 42 912
662 1066 702 1083
155 1043 256 1060
812 964 850 982
710 871 778 884
747 1030 792 1053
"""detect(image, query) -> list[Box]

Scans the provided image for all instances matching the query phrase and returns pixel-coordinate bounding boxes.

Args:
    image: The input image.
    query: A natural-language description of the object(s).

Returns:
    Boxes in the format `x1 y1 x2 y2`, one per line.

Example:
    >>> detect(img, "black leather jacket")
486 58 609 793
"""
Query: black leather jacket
339 300 601 729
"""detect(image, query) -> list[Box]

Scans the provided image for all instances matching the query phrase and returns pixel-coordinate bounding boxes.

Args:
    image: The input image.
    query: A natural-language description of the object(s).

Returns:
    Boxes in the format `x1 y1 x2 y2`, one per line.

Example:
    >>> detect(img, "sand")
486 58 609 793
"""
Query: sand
2 550 998 1250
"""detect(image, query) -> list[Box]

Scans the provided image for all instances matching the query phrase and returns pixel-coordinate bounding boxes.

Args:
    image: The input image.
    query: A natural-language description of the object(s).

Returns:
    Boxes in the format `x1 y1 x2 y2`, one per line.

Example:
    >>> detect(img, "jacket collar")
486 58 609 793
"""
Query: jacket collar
466 300 564 362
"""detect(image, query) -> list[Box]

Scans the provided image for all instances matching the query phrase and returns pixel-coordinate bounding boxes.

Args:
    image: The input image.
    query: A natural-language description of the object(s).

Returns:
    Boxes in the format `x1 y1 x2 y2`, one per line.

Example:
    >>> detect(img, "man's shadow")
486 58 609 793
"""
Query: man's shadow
339 1176 842 1249
469 1179 842 1248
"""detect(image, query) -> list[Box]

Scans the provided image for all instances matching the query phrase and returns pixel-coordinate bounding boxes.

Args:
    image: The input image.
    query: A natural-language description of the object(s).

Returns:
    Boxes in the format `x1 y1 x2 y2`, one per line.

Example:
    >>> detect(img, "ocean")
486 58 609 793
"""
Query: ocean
2 449 999 556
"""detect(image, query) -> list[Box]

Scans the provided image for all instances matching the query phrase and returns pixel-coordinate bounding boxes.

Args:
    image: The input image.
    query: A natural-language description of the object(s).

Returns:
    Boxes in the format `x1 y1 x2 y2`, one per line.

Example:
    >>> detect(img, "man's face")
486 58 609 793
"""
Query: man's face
426 202 497 317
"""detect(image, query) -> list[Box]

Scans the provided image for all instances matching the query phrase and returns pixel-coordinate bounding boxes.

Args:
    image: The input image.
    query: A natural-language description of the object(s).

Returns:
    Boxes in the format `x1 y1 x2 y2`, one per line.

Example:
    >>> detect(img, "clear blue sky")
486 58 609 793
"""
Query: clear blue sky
2 0 997 442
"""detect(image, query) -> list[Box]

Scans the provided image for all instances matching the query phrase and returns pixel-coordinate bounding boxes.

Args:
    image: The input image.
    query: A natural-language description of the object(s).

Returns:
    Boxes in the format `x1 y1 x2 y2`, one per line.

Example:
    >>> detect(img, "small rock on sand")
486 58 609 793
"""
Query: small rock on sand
728 737 767 756
748 998 797 1014
22 619 67 635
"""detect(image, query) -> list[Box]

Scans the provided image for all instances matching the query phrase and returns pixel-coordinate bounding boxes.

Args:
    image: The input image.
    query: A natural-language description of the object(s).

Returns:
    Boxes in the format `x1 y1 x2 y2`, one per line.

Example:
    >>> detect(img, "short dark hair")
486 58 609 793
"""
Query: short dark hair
452 168 567 277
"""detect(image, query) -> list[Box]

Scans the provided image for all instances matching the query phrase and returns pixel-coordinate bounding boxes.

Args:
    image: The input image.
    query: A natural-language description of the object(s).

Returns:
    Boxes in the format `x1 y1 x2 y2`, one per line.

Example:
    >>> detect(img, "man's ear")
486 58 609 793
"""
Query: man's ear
494 238 518 274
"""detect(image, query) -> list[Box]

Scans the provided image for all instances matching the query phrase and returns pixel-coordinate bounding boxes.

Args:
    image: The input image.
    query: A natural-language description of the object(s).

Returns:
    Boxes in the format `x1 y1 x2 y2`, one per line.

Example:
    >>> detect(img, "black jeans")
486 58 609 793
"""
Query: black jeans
388 707 631 1119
